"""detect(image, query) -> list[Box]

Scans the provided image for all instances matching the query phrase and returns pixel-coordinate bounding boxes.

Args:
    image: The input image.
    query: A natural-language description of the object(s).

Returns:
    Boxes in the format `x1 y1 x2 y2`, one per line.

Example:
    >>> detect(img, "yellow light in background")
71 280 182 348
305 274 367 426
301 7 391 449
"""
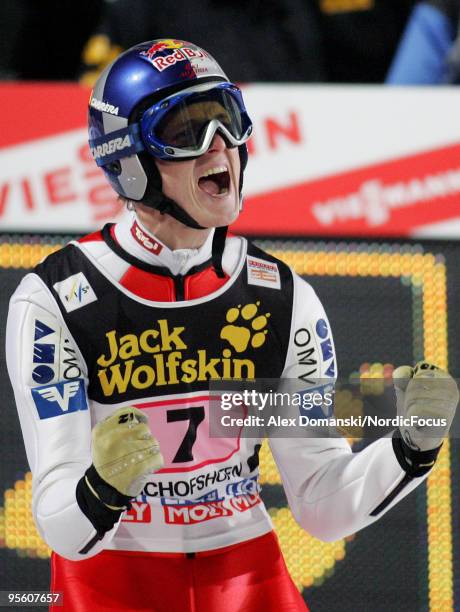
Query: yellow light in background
0 472 50 559
271 507 350 590
0 242 61 269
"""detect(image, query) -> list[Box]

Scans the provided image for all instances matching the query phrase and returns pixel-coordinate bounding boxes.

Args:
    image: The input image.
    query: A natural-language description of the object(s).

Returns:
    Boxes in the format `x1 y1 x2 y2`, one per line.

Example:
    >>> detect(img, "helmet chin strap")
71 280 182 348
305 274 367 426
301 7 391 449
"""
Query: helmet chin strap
149 190 207 231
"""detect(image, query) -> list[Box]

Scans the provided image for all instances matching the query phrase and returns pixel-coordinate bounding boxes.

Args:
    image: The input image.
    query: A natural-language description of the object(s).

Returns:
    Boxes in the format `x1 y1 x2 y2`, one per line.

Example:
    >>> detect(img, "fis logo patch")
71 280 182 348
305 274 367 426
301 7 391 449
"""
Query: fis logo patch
32 379 88 419
53 272 97 313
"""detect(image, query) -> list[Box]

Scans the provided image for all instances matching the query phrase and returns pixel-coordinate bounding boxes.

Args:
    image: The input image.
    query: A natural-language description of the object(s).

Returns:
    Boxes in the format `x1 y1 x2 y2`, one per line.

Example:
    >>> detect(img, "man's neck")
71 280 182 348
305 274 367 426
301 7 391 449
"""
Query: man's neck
135 204 212 250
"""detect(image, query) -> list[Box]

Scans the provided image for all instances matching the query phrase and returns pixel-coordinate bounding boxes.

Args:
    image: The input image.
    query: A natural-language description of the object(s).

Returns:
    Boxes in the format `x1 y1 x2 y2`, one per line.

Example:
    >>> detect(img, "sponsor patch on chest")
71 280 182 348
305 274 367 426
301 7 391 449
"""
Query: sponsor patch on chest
53 272 98 312
246 256 280 290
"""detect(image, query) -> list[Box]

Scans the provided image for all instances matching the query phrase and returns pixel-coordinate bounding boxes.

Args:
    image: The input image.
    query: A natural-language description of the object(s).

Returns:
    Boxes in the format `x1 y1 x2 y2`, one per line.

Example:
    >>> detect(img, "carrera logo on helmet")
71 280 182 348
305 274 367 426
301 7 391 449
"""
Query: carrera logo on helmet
141 46 210 73
131 221 163 255
90 96 119 115
141 39 185 58
91 135 132 160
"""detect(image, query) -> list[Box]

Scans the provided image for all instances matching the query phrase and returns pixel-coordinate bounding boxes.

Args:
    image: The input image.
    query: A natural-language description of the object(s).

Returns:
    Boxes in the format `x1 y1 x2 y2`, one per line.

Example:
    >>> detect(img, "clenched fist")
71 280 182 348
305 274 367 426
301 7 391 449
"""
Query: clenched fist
92 406 164 498
76 407 163 550
393 361 459 453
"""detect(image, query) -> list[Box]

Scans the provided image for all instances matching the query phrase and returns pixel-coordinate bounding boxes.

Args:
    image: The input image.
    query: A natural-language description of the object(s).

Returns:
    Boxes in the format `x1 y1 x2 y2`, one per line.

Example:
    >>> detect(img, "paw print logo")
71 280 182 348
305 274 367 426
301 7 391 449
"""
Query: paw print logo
220 302 270 353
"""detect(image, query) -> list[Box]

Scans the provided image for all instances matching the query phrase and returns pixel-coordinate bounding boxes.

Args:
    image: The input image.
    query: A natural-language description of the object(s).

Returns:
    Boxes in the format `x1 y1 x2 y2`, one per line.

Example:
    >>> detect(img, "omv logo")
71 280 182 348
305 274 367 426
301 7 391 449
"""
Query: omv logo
316 319 336 378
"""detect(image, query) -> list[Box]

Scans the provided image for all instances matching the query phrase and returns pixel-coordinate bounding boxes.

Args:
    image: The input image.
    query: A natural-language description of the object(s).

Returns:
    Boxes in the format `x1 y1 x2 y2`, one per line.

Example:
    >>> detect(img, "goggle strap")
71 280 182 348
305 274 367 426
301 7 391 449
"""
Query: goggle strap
89 124 145 167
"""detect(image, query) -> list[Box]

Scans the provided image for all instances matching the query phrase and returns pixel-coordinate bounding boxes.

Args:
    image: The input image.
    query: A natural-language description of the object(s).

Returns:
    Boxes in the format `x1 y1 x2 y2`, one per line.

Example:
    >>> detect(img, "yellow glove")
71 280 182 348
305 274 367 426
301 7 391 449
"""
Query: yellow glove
91 406 163 498
393 361 459 452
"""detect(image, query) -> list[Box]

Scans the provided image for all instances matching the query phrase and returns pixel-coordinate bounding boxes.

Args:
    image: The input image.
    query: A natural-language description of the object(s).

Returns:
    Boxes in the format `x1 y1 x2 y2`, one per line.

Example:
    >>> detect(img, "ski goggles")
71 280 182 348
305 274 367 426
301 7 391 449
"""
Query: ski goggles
89 82 252 167
140 81 253 159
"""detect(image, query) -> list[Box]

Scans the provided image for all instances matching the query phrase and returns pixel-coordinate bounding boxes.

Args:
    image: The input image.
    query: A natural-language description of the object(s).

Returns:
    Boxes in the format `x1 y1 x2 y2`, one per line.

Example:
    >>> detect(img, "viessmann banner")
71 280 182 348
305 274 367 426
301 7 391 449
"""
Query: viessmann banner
1 83 460 237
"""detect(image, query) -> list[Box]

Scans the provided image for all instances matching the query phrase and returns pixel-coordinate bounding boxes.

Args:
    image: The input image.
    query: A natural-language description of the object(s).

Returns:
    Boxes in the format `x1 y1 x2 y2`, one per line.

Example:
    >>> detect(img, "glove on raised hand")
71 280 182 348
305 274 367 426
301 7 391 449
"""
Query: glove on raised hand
393 361 458 451
76 407 163 547
392 361 458 475
91 406 163 499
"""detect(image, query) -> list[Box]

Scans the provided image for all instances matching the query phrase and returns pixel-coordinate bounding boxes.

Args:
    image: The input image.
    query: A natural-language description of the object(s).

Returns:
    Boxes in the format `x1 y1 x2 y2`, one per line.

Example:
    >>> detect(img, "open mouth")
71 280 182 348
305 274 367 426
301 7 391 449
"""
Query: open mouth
198 166 231 196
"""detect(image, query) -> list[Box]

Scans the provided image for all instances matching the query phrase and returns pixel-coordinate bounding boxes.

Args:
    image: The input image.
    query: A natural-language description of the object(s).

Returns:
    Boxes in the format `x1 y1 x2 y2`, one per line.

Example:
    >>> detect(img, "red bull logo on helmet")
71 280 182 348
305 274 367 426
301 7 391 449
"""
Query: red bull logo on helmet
140 39 211 73
142 39 186 58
